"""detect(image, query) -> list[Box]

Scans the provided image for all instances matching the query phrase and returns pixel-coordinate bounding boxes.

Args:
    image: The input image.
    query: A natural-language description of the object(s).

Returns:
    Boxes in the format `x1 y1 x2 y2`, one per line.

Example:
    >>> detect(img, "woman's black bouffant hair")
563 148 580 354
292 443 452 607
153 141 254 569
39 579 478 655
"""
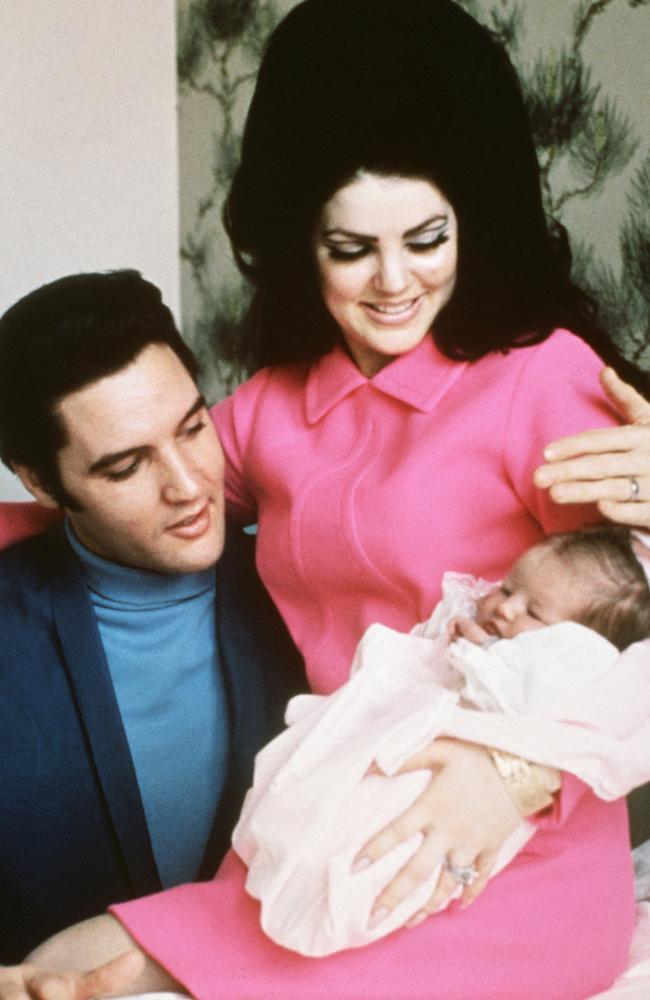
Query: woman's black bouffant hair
224 0 648 391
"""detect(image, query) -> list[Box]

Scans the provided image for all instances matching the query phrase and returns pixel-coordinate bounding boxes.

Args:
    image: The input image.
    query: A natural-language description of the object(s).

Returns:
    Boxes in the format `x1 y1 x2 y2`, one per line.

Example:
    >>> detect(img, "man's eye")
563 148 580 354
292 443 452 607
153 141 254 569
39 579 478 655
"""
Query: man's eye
105 459 140 481
184 420 206 438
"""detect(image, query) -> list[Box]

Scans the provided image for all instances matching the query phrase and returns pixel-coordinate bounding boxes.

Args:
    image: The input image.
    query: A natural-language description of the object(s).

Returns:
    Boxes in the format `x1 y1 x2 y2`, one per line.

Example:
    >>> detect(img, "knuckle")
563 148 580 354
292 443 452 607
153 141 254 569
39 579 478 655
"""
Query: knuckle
368 833 392 856
407 854 436 880
379 883 405 908
434 873 457 896
429 890 449 910
368 827 401 856
393 813 419 838
391 871 420 897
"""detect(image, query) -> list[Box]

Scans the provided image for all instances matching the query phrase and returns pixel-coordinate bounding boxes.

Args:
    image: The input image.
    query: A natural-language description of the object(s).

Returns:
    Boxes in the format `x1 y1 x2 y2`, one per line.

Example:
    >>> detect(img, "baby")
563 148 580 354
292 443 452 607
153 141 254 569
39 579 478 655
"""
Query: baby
450 525 650 650
233 526 650 957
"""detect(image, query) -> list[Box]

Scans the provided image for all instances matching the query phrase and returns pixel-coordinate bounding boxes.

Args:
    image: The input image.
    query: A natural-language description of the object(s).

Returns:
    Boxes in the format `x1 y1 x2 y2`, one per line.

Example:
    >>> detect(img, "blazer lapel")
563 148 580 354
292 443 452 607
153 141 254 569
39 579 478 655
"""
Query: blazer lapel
47 531 160 896
199 528 267 875
216 533 267 778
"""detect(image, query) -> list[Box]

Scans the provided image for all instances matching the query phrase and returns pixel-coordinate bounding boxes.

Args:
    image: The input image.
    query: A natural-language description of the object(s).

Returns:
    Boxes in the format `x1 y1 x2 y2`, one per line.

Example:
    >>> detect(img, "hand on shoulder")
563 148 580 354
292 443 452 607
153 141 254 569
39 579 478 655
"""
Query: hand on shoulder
535 367 650 528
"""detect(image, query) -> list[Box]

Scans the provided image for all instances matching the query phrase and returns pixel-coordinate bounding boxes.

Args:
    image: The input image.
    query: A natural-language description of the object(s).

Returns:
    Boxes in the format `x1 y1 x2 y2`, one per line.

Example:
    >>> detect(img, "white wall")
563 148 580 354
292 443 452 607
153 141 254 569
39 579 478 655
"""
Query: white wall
0 1 180 499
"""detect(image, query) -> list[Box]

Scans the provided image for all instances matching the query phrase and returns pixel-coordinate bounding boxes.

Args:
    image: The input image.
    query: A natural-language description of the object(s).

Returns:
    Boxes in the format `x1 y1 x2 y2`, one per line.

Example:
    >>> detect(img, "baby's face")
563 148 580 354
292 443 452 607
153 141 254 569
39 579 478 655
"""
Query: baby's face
475 543 594 640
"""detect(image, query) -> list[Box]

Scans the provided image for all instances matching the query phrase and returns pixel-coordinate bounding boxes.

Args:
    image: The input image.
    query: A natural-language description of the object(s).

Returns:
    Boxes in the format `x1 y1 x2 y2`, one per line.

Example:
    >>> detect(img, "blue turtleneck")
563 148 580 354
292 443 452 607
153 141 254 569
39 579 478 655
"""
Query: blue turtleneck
65 522 230 887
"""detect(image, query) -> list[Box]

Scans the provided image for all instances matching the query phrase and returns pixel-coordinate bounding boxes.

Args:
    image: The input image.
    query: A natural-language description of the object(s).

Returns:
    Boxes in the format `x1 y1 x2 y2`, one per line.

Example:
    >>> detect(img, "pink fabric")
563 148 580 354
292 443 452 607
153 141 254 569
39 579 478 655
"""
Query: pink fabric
0 501 61 549
114 331 638 998
230 571 649 958
115 789 634 1000
213 330 617 693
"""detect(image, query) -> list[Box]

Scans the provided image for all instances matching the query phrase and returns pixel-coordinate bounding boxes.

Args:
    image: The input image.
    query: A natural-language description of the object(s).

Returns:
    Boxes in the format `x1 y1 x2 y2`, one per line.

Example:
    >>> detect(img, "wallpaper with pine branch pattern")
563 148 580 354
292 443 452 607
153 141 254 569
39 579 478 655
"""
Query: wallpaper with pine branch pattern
177 0 650 399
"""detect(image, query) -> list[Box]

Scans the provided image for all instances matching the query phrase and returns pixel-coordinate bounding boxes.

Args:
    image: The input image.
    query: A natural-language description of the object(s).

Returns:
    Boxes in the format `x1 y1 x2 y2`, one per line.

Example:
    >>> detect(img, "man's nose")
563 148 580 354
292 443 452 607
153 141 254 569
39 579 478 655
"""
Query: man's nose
160 452 202 503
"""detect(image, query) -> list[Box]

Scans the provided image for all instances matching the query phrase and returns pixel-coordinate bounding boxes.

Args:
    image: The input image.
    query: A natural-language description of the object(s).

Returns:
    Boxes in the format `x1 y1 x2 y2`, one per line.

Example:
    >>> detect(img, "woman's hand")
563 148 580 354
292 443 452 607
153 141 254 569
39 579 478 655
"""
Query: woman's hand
354 738 522 929
534 367 650 527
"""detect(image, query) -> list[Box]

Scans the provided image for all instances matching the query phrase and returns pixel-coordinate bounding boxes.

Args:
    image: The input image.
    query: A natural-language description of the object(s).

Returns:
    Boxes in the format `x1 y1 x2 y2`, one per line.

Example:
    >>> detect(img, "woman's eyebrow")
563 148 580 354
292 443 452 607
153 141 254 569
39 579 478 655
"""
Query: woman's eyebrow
321 226 375 240
403 214 449 237
321 214 449 241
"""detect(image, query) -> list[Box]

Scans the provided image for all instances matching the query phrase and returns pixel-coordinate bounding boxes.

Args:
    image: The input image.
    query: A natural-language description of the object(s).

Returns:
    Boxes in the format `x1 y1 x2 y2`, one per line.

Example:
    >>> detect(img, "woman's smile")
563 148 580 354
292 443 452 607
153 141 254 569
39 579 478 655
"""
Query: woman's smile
361 296 423 324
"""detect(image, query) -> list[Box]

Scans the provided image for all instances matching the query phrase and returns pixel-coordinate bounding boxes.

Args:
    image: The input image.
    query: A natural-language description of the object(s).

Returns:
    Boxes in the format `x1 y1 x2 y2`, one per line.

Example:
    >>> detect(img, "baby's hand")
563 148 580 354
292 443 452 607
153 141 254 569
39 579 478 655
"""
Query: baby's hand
447 616 492 646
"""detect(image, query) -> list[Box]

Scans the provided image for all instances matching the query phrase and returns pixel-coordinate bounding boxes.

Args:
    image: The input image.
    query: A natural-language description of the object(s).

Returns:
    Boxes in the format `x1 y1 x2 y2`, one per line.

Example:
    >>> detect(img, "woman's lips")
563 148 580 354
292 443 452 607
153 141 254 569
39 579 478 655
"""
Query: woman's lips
362 296 422 326
167 503 211 539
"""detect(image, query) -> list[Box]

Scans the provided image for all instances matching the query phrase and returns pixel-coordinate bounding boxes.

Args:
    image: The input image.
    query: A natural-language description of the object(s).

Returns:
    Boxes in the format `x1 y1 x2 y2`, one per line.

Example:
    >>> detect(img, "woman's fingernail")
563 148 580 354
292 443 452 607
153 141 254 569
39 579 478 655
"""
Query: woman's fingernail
406 910 427 929
369 906 390 929
352 856 371 873
543 446 556 461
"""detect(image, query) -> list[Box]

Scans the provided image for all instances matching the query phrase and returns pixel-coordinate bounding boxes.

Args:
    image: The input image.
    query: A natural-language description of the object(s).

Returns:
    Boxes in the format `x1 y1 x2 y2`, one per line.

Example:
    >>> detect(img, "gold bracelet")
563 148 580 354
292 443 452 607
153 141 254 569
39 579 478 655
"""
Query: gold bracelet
488 748 555 817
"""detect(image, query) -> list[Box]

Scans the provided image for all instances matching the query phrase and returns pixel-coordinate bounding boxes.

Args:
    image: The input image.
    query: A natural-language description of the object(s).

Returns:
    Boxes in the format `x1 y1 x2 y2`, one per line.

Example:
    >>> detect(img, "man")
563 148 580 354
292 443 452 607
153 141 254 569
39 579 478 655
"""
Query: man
0 270 305 961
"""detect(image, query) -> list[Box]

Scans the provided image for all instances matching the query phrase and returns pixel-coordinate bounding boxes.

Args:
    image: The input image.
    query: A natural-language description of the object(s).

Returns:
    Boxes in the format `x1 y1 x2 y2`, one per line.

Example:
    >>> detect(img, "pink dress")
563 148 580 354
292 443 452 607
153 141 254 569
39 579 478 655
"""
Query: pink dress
113 330 637 1000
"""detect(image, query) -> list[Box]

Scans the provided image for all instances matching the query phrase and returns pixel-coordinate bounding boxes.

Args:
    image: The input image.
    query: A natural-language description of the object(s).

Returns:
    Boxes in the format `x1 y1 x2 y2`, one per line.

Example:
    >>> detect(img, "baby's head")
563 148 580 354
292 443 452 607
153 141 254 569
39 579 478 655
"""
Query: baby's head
476 526 650 651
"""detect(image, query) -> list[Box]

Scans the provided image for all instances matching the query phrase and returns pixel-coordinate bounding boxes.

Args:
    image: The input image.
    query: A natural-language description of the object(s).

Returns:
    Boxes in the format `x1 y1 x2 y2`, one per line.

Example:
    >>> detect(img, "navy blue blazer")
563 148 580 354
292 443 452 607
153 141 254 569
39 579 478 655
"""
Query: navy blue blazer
0 524 306 961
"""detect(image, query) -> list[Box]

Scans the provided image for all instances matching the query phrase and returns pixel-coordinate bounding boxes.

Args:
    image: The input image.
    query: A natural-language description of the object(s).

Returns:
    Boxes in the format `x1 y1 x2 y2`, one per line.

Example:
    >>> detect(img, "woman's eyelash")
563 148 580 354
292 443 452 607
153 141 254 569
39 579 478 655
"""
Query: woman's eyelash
324 231 449 261
185 420 206 437
325 245 369 261
408 232 449 252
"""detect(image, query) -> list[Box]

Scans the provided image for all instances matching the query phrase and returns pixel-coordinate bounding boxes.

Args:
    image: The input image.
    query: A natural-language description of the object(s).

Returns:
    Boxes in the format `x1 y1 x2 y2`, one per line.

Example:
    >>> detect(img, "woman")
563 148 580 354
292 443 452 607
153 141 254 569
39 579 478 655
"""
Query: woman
9 2 650 998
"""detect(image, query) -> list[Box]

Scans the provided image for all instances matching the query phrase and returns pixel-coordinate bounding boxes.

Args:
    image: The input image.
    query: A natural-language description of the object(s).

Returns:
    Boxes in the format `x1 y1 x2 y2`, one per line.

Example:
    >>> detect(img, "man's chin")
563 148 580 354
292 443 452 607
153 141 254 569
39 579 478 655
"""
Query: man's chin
155 534 225 575
71 516 225 575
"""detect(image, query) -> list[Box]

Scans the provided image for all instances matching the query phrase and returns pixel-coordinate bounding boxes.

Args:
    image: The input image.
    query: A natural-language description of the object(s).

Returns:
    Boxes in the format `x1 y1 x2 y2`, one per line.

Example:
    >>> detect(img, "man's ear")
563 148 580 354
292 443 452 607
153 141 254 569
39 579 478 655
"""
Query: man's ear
12 463 61 509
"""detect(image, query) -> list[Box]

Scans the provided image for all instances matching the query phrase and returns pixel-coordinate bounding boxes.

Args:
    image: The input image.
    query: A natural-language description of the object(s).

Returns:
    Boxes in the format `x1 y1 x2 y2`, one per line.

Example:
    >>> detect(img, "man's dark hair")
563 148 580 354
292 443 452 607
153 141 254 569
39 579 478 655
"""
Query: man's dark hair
547 525 650 651
222 0 647 395
0 270 199 506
